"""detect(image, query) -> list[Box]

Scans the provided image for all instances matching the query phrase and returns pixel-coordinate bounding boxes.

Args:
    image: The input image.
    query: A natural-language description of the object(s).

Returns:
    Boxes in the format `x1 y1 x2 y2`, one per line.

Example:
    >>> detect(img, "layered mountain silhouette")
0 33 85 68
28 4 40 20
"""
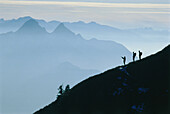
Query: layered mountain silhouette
35 45 169 114
0 16 169 42
1 16 169 57
0 19 131 114
0 19 131 70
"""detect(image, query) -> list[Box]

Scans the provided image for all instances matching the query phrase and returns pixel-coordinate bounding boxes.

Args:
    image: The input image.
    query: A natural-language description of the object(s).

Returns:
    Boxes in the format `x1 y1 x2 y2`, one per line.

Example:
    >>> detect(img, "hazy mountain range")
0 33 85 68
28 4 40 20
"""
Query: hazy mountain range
0 16 169 42
1 16 169 57
0 19 131 114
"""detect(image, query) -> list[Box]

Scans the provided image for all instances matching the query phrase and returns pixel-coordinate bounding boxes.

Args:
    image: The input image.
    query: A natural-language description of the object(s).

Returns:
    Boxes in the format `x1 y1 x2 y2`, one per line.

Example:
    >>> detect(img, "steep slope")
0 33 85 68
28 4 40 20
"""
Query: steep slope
35 45 169 114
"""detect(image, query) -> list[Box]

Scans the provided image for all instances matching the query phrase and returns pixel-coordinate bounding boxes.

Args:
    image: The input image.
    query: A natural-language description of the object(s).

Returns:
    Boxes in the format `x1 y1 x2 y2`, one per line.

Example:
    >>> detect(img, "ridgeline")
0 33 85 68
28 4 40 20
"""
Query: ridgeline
35 45 169 114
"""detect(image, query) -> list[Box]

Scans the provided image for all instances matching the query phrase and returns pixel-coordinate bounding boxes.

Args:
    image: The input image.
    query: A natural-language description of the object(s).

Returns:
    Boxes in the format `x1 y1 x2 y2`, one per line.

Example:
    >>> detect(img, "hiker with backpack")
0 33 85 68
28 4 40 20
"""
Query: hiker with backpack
139 50 142 60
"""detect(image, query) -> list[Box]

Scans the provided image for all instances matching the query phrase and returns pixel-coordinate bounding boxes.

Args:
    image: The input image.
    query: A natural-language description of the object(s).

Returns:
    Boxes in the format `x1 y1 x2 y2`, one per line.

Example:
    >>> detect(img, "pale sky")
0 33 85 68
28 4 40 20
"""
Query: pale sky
0 0 170 29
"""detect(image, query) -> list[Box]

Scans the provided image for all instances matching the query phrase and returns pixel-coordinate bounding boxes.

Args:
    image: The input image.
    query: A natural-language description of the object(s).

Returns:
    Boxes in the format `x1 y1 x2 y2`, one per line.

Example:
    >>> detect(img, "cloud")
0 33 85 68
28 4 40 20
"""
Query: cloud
0 1 169 8
2 0 170 4
0 0 169 29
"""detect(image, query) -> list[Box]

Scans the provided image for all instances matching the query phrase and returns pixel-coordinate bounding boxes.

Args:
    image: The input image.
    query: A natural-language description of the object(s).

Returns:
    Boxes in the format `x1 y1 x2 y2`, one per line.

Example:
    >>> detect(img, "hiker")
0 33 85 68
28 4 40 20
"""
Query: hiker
58 85 63 95
139 50 142 60
121 56 126 65
133 52 136 62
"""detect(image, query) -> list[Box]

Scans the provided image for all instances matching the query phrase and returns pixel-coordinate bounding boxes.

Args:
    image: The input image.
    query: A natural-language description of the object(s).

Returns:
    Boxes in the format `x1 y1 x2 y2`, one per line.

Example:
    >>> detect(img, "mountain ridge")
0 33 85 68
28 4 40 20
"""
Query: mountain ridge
35 45 169 114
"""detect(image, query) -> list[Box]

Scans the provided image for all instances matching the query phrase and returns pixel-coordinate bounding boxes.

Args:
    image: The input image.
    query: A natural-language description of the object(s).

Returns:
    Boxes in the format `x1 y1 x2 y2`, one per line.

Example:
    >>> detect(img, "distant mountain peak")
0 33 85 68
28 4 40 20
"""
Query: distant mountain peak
18 16 32 20
16 19 47 34
72 21 85 24
58 23 65 28
53 23 69 31
88 21 97 24
77 21 84 23
23 19 38 26
52 23 75 36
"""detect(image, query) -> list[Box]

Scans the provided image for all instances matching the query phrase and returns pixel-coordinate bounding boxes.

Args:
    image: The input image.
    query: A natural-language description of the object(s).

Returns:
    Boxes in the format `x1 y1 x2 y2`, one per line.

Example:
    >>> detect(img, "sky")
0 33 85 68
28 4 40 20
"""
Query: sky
0 0 170 29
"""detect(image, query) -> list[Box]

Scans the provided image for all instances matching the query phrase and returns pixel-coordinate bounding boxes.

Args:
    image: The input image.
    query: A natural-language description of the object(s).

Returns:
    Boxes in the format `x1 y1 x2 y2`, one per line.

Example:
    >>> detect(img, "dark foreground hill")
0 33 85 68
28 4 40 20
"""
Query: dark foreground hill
35 45 169 114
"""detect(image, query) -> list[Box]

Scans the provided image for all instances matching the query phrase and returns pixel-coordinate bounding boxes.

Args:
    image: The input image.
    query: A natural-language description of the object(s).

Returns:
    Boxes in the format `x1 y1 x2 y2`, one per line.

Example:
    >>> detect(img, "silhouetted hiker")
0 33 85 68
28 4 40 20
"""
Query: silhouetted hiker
133 52 136 62
58 85 63 95
139 50 142 60
64 85 70 96
121 56 126 65
65 85 70 93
